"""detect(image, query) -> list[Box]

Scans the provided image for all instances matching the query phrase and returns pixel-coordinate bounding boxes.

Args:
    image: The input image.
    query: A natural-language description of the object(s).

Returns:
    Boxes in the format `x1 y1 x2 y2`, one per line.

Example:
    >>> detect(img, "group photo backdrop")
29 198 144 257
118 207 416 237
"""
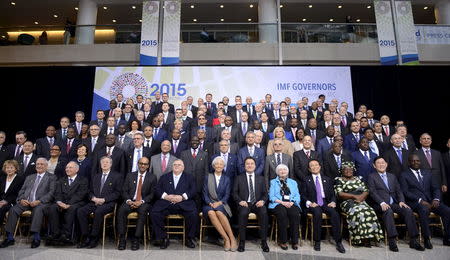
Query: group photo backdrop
92 66 354 117
0 65 449 151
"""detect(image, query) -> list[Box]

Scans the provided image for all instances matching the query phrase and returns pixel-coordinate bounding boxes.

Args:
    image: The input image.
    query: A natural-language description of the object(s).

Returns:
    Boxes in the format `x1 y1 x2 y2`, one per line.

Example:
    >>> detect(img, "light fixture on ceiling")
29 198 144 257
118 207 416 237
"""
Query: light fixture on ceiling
75 7 78 10
248 18 252 21
34 21 39 25
308 5 313 8
193 18 197 22
112 19 117 23
10 2 15 6
250 4 254 8
103 6 108 10
53 14 58 18
220 18 224 22
424 6 428 10
132 6 136 9
338 5 342 9
356 19 361 22
367 5 372 9
329 18 334 22
1 36 6 39
280 5 283 8
190 5 194 9
302 18 307 22
139 19 142 22
220 5 224 8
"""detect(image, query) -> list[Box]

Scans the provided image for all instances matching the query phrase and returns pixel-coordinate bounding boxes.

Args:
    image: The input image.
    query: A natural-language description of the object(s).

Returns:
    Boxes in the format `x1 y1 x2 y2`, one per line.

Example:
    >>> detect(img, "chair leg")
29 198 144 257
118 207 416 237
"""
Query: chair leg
275 218 278 243
183 217 186 246
199 217 203 247
103 216 106 246
14 216 20 238
310 219 314 245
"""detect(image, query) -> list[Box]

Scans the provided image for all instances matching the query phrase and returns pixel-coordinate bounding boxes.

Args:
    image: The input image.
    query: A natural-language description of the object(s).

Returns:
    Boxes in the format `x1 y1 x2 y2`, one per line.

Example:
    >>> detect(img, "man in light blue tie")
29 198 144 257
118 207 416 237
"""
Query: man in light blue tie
367 156 424 252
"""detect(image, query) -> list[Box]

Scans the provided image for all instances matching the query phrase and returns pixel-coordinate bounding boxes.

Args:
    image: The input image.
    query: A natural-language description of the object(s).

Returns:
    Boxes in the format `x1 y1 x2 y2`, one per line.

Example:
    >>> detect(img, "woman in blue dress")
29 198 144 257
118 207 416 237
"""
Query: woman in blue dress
202 156 237 251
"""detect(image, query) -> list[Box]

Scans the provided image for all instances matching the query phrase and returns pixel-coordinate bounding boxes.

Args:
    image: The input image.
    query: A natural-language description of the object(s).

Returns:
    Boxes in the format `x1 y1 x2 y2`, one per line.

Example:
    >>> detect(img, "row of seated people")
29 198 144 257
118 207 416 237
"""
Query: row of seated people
0 152 449 254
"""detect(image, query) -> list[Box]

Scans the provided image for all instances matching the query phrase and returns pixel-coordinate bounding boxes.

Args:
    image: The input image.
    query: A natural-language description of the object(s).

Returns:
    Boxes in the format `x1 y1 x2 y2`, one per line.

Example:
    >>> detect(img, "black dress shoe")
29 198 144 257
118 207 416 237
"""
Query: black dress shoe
336 242 346 253
131 239 139 251
60 234 72 245
314 241 321 251
0 239 15 248
388 239 399 252
410 239 425 251
78 237 90 248
88 238 99 249
237 241 245 252
261 240 270 252
31 239 41 249
292 244 298 250
160 238 170 249
118 239 126 250
424 238 432 249
185 238 196 248
278 243 288 250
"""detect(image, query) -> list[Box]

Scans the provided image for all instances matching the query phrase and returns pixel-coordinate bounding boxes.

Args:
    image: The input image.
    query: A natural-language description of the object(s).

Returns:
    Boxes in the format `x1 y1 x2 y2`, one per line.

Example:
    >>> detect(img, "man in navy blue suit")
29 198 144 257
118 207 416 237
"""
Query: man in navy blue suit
211 140 239 184
35 126 63 159
150 159 198 249
351 137 377 182
316 126 335 160
152 117 168 142
237 132 265 176
204 93 217 117
344 121 362 152
400 154 450 247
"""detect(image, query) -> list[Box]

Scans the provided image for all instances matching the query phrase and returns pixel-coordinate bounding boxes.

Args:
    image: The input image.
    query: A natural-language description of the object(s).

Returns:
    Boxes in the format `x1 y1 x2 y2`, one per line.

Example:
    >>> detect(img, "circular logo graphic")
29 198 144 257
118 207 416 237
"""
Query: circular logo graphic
396 2 410 15
146 1 159 14
376 2 390 15
110 73 148 101
165 1 179 14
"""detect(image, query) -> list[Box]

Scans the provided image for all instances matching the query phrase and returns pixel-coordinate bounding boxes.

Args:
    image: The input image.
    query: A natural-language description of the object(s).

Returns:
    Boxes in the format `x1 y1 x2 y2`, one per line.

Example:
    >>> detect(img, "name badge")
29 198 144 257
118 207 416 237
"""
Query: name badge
283 195 290 201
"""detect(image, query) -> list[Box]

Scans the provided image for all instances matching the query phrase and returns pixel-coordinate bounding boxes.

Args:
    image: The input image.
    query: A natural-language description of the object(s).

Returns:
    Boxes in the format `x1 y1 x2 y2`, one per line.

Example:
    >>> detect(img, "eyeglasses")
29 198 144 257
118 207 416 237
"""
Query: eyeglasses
138 162 149 165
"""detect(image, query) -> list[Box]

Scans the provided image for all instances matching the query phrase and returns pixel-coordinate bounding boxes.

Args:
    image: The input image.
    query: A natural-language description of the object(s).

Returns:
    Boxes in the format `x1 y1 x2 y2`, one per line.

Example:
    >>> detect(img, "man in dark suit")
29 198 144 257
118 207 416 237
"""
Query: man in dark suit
190 115 216 143
169 129 188 158
395 125 416 151
237 132 265 176
367 156 424 252
104 99 118 118
383 134 410 179
89 110 107 134
117 157 157 250
443 138 450 206
0 131 8 168
1 158 57 249
243 99 256 119
161 102 175 125
213 129 240 155
116 94 126 109
344 121 362 152
16 141 38 177
400 154 450 248
316 126 335 159
219 116 243 144
121 104 136 123
307 102 324 122
103 117 119 137
142 125 162 157
150 140 178 181
210 140 239 184
302 159 345 253
331 113 349 136
180 136 209 208
363 128 383 156
373 122 390 149
7 131 27 159
150 159 198 249
152 117 169 142
323 142 353 179
126 133 151 173
61 127 81 160
116 124 133 151
305 118 325 146
70 111 86 137
155 93 175 114
56 117 70 141
82 124 105 156
417 133 447 194
186 96 198 118
45 161 88 244
134 95 145 111
204 93 217 116
233 157 269 252
293 136 321 183
380 115 395 137
77 156 122 248
91 134 126 176
35 126 63 159
351 137 377 182
264 139 293 189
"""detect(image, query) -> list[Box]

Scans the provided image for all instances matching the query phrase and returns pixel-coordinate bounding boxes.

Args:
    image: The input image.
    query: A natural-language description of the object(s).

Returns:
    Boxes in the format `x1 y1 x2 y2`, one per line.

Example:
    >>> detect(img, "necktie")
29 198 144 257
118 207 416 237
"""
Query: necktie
425 150 432 166
369 119 374 127
192 149 197 158
109 110 113 117
384 126 389 136
109 128 114 135
369 141 377 155
336 155 341 168
249 147 254 157
146 140 150 147
315 176 324 206
119 136 124 146
355 134 359 142
29 175 42 201
402 140 408 150
237 110 241 123
306 151 310 159
242 123 247 135
208 103 211 109
173 140 178 153
396 149 403 163
329 137 333 145
92 138 97 152
98 120 103 128
223 154 228 170
313 110 317 118
15 145 22 158
24 155 29 169
381 174 394 203
136 174 143 201
63 128 67 137
155 128 159 137
137 149 142 161
69 178 73 186
49 138 54 147
161 155 167 172
248 175 255 203
364 151 370 162
100 174 107 193
249 106 252 115
107 147 112 157
67 139 72 152
341 116 346 127
311 130 316 143
416 170 424 185
276 153 281 165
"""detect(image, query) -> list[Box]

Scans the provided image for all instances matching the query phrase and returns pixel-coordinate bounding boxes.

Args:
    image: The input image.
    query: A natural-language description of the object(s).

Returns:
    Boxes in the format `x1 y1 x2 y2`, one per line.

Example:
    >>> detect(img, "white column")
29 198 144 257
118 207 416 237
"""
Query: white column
75 0 98 44
258 0 278 43
435 0 450 24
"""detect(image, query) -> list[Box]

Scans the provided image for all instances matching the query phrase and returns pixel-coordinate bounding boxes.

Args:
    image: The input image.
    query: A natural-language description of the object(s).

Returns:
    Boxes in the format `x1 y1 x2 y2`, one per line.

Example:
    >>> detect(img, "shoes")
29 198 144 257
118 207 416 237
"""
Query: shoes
230 239 238 252
77 237 90 248
237 240 245 252
118 238 126 250
292 244 298 250
424 238 433 249
185 238 196 248
87 238 98 249
278 243 288 250
261 240 270 252
314 241 321 251
131 239 139 251
160 238 170 249
31 239 41 249
409 239 425 251
0 239 15 248
224 238 231 251
336 242 346 253
388 239 399 252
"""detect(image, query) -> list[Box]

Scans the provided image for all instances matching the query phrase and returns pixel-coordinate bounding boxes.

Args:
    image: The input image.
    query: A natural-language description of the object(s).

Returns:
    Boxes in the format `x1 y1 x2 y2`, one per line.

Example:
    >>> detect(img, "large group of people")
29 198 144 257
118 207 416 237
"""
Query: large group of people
0 92 449 254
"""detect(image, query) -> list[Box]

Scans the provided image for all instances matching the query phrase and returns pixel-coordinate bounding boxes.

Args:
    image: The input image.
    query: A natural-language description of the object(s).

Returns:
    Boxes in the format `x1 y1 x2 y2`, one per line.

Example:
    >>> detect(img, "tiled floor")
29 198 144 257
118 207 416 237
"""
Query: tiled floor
0 237 449 260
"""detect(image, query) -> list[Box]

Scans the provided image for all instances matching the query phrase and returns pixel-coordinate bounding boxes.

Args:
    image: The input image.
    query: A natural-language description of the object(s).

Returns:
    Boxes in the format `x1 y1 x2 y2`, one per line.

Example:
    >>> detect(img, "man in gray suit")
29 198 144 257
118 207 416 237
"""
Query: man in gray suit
417 133 447 194
0 158 57 249
116 124 133 151
150 140 177 181
264 138 293 189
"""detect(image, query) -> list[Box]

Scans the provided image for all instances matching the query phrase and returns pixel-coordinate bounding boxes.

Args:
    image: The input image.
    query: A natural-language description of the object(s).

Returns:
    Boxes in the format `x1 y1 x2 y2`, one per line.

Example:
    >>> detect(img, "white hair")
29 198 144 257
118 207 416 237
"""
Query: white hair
275 163 289 175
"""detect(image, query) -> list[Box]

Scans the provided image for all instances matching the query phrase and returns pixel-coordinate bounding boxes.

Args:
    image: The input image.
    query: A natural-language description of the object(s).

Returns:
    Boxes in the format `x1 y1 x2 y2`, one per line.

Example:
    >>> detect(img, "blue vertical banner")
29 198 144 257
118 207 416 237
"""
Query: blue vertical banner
374 1 399 65
162 1 181 65
394 1 419 65
140 1 160 65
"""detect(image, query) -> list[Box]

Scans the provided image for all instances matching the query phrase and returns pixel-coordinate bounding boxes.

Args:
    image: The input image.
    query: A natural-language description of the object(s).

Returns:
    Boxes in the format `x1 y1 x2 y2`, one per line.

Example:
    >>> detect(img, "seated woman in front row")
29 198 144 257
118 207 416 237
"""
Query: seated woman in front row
334 161 384 247
202 157 237 251
268 164 301 250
